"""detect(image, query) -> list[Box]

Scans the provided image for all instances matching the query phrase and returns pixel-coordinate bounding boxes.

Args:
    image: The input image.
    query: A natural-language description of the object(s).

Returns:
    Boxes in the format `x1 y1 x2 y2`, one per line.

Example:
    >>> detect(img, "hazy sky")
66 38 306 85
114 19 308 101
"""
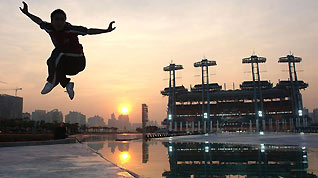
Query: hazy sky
0 0 317 124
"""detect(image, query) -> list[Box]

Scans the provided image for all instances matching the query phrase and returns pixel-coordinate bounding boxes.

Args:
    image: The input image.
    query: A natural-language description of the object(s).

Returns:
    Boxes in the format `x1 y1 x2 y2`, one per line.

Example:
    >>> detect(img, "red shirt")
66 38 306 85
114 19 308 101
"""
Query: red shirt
40 22 88 54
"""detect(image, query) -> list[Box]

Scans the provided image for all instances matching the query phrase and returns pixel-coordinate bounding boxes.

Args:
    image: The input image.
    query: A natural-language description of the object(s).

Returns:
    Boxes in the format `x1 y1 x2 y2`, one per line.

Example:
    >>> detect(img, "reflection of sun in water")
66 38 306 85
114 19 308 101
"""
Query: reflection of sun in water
121 106 129 114
121 152 129 159
119 152 130 164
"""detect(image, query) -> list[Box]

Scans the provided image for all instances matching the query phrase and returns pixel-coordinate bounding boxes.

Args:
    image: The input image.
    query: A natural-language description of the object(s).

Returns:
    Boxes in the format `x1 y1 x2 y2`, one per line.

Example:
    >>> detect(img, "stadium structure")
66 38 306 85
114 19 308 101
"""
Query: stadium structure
161 54 309 132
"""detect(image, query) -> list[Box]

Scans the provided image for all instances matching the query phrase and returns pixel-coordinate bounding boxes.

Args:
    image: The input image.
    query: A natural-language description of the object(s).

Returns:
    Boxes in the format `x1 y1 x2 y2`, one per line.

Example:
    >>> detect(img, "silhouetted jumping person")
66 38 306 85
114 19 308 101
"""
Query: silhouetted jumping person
20 1 116 100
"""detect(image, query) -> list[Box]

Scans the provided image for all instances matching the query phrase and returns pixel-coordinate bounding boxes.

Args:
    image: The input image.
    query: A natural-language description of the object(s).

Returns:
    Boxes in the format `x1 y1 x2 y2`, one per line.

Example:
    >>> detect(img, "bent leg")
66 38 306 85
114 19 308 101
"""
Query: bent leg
47 51 86 88
63 53 86 76
46 49 64 85
55 55 71 88
58 54 86 88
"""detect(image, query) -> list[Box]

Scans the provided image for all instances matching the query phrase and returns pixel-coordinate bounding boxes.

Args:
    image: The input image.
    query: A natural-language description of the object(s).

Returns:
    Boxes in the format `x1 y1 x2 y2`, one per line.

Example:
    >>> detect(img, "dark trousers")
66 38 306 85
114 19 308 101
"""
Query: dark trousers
47 48 86 88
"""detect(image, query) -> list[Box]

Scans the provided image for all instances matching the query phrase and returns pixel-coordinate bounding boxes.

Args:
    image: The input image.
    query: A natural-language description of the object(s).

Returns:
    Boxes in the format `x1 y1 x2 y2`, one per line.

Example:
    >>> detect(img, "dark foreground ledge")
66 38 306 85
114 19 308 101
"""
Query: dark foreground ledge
0 138 76 147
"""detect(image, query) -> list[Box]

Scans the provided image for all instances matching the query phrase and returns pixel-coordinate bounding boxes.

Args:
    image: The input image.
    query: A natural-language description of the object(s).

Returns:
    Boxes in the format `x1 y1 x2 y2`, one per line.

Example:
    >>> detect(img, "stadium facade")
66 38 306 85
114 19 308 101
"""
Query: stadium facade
161 54 309 132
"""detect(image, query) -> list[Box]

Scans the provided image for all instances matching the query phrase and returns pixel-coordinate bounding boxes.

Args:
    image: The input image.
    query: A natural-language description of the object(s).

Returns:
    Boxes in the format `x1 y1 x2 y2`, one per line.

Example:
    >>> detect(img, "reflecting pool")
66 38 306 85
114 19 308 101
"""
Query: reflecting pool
82 134 318 178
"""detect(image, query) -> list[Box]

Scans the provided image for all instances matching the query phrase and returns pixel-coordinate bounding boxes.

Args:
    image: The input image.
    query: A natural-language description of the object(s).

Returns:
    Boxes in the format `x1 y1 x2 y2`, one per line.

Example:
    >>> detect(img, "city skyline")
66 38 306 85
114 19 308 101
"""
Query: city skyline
0 0 317 123
29 108 155 125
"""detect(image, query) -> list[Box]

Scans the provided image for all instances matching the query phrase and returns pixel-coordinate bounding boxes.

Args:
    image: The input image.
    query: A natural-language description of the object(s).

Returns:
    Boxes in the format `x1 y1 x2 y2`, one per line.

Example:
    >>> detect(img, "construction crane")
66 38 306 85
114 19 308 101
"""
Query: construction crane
0 88 22 96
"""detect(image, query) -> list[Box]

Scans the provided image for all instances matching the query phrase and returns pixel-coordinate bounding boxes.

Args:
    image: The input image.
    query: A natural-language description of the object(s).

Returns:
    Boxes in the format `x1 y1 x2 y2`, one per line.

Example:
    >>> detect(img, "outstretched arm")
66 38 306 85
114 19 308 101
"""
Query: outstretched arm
19 1 43 25
87 21 116 35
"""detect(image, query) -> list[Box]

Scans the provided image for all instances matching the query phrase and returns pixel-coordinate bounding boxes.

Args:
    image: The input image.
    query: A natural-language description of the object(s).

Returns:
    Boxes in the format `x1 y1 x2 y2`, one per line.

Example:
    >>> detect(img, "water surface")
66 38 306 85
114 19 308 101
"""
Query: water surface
83 134 318 178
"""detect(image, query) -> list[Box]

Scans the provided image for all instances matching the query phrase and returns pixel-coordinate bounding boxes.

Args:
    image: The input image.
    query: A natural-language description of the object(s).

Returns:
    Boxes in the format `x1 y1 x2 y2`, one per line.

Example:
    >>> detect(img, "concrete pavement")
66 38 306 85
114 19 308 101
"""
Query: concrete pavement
0 143 136 178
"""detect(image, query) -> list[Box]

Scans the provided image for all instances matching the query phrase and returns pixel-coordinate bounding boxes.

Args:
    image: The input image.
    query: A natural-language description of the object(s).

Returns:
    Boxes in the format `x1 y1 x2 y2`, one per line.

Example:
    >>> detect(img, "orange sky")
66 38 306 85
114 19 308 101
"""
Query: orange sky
0 0 317 124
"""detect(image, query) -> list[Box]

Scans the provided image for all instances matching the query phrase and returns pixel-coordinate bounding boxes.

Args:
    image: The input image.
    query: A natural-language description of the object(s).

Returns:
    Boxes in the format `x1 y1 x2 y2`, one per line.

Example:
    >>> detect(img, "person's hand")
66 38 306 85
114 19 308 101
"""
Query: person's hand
107 21 116 32
19 1 29 14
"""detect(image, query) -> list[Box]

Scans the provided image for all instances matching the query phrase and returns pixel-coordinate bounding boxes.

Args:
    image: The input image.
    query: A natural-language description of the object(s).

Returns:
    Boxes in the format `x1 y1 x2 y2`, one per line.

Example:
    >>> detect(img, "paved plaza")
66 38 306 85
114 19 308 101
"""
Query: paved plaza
0 143 135 178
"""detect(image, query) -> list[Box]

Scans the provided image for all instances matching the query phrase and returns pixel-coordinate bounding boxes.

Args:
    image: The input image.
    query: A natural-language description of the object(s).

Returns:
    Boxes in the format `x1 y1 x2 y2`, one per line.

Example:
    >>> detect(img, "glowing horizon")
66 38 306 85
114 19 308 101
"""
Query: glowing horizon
0 0 317 124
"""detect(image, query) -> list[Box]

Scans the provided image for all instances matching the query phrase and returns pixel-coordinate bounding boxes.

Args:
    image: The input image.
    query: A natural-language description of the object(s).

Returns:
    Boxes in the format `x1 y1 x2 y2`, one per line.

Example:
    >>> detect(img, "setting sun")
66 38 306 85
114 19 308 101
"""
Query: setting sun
121 106 129 114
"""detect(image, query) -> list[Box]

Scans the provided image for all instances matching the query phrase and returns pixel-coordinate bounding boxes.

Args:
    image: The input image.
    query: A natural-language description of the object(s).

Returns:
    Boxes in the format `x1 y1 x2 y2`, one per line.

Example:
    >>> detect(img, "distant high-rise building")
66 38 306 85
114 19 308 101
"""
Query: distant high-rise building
0 94 23 119
108 113 118 128
65 111 86 126
107 113 133 131
87 115 106 127
313 109 318 124
32 110 46 121
142 104 148 136
46 109 63 123
118 114 131 131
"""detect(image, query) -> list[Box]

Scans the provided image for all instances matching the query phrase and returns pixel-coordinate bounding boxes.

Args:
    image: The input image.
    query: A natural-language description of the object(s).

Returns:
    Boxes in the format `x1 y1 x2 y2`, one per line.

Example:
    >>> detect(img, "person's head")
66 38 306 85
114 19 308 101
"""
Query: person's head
51 9 66 31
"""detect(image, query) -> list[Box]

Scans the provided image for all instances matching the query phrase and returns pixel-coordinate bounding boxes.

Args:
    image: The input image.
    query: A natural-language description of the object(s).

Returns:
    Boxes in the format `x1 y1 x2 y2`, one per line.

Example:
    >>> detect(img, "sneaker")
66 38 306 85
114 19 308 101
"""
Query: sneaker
66 82 75 100
41 82 54 94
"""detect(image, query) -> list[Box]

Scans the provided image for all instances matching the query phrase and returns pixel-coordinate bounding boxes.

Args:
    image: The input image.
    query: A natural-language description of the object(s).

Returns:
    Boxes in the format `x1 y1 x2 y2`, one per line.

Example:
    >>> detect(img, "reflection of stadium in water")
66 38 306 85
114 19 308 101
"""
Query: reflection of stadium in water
162 142 317 178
